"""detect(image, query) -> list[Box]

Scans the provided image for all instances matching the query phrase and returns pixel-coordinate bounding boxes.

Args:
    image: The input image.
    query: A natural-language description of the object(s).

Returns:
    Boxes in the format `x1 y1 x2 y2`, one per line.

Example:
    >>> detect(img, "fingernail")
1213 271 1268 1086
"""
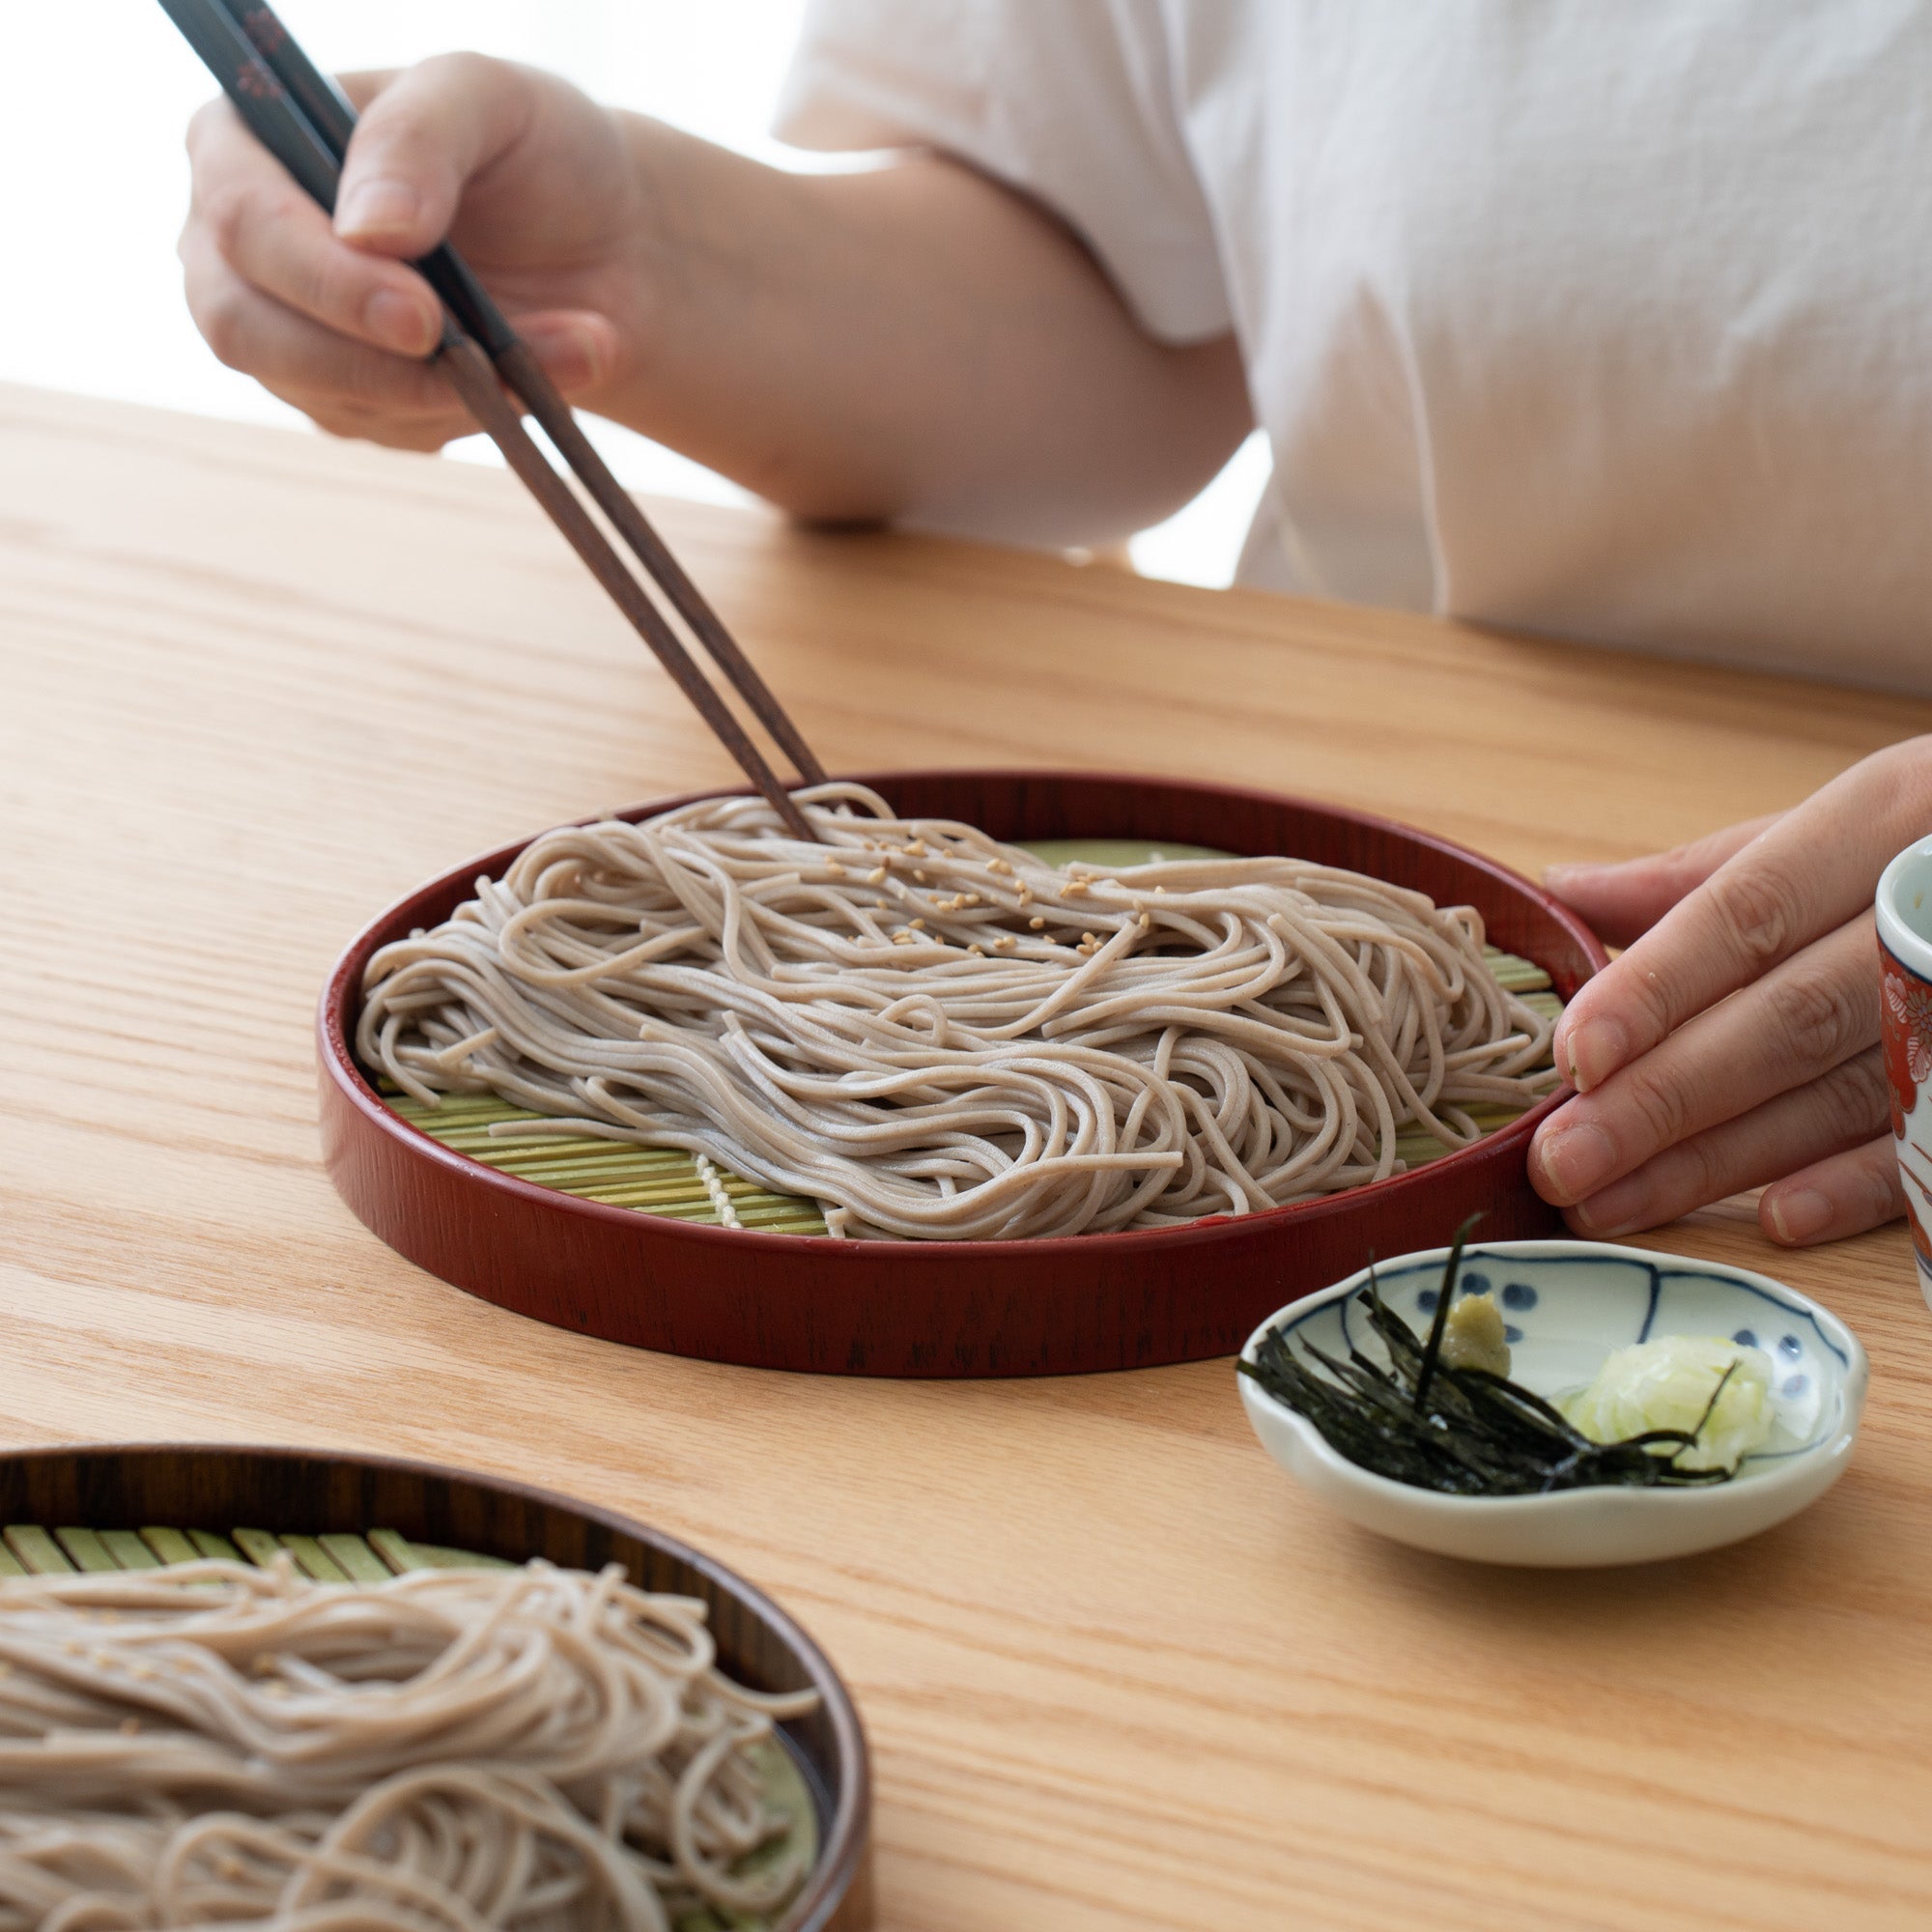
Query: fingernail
1564 1015 1628 1094
1542 862 1598 890
1767 1187 1833 1245
1537 1121 1617 1203
534 317 611 388
364 288 437 355
1567 1174 1646 1238
337 176 421 240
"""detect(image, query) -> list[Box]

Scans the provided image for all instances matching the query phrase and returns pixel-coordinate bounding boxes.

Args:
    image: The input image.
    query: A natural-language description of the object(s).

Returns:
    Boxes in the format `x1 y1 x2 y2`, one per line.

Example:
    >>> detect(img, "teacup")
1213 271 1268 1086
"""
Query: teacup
1877 837 1932 1306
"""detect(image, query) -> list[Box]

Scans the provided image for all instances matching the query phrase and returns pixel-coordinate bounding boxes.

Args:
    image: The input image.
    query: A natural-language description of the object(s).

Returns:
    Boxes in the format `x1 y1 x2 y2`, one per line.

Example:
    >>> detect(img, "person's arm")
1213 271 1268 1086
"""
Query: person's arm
180 54 1251 544
1528 738 1928 1245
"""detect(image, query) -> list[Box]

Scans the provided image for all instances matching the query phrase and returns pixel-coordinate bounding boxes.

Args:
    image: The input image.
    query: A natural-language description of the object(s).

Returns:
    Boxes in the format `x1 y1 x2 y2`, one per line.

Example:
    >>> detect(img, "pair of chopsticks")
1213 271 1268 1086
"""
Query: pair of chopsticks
158 0 827 840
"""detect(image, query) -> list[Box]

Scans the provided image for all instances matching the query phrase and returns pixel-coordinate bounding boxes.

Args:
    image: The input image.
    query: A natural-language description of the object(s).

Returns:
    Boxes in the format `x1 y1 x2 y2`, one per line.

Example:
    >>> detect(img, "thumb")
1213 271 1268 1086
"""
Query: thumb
332 54 533 256
1544 812 1781 948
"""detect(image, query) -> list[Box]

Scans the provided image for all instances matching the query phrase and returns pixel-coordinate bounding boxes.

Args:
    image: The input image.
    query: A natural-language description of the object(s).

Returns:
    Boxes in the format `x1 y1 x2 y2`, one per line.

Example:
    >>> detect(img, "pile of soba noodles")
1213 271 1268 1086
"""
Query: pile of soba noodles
359 784 1557 1239
0 1558 814 1931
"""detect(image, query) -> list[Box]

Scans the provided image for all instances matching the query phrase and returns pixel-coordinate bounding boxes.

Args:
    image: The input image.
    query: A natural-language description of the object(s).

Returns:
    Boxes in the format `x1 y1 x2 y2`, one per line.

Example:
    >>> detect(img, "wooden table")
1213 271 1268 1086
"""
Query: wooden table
4 382 1930 1932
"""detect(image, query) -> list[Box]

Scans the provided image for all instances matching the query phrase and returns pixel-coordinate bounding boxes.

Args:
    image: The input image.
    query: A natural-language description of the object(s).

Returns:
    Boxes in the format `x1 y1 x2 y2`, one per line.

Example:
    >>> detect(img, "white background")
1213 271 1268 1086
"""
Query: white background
0 1 1266 585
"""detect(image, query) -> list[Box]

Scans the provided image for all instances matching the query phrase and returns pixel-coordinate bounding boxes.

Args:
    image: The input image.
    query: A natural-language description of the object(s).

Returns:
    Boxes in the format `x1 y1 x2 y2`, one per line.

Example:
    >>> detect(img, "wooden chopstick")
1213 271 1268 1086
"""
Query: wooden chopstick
210 4 831 792
159 0 824 839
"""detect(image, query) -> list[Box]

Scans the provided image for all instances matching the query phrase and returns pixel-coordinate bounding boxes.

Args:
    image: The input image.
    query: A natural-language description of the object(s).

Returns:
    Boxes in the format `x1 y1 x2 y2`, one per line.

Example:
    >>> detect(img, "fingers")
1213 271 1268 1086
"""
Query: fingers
1532 913 1880 1208
185 93 441 359
183 55 544 363
1555 739 1932 1092
183 225 615 446
1541 1048 1889 1238
183 230 618 449
221 179 440 357
181 62 615 450
332 54 538 254
1544 813 1778 949
180 228 457 420
1761 1135 1907 1247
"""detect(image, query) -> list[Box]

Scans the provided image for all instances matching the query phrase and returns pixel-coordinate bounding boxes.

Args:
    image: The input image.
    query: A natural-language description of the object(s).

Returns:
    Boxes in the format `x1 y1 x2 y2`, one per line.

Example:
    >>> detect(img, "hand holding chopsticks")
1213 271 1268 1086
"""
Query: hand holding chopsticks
158 0 827 840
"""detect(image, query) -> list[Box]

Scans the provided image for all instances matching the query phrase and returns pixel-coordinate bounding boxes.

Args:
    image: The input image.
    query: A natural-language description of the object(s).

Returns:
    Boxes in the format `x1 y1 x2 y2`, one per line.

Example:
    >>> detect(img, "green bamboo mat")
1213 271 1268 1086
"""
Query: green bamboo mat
0 1526 816 1932
387 1090 830 1236
0 1523 508 1579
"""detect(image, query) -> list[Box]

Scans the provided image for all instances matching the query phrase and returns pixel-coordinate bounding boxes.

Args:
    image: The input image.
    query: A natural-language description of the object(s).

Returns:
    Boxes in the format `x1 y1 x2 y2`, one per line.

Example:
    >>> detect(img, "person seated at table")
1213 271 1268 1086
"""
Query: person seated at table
176 2 1926 1253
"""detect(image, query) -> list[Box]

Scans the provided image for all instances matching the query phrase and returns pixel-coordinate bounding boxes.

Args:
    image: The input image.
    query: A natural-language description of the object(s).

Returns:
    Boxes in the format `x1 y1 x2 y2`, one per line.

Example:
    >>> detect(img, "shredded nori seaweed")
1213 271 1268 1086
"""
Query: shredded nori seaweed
1238 1216 1740 1495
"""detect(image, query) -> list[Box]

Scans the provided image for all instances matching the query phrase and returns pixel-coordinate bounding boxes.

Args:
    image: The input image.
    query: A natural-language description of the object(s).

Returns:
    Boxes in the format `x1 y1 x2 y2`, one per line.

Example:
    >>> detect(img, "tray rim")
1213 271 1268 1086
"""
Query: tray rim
320 766 1605 1267
0 1439 870 1932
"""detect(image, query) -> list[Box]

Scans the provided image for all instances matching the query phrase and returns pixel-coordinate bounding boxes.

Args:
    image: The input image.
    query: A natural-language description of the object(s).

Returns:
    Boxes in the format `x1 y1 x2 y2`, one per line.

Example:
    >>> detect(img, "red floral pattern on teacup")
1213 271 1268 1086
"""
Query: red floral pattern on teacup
1881 942 1932 1270
1883 958 1932 1133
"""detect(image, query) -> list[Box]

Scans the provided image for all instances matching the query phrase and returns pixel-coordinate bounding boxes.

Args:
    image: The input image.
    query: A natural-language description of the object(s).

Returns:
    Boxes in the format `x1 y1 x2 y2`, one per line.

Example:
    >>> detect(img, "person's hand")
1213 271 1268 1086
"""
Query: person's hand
180 55 641 448
1528 737 1930 1245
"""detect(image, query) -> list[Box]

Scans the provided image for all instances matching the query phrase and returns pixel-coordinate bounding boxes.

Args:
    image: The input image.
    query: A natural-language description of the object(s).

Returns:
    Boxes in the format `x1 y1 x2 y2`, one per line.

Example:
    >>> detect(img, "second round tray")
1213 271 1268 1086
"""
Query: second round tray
319 769 1605 1377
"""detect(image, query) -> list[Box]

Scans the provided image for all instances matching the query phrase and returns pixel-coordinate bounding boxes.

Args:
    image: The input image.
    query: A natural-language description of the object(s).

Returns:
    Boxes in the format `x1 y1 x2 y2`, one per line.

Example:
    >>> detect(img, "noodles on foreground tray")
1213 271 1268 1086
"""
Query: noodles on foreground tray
359 785 1558 1240
0 1557 815 1932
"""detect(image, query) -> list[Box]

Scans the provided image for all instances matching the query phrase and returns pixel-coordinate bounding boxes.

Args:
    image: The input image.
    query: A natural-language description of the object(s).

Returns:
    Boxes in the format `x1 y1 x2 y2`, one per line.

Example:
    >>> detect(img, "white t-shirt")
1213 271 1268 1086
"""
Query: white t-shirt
777 0 1932 694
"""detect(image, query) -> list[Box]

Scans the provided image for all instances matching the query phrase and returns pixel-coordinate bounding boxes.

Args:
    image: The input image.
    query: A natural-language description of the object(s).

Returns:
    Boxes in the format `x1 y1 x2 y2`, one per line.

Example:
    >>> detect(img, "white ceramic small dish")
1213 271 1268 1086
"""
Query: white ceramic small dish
1238 1240 1867 1568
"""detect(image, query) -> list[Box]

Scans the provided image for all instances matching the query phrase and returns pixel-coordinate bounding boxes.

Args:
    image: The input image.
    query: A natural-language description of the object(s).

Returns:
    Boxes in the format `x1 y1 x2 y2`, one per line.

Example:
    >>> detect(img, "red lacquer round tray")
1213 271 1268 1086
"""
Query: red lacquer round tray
319 770 1606 1377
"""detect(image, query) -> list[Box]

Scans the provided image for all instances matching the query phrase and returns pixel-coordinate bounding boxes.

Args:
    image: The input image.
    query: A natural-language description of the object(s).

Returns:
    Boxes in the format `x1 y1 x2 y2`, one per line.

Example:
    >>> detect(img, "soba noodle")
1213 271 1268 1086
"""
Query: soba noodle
0 1558 816 1931
358 784 1557 1239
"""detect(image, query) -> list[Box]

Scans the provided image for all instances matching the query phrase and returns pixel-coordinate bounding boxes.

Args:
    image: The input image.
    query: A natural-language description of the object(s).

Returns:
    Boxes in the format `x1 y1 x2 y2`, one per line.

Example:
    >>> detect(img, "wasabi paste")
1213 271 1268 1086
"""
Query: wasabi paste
1439 1292 1511 1377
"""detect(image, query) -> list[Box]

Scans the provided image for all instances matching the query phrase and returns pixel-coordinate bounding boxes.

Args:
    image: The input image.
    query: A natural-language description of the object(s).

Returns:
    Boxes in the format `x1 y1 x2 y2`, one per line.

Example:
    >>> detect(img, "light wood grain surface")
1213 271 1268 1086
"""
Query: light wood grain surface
4 381 1930 1932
